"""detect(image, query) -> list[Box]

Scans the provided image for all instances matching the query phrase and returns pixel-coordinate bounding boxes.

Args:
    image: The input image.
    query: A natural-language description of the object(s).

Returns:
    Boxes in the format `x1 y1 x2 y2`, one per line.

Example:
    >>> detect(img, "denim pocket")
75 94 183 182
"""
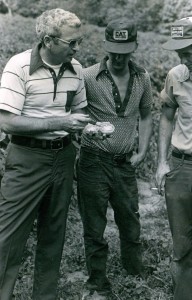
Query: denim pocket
78 151 103 183
165 157 183 178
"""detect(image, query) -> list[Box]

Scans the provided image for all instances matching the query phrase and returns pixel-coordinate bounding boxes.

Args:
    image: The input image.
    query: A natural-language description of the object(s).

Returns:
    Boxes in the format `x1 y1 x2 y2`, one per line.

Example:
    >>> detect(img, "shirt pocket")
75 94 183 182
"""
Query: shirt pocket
66 91 76 112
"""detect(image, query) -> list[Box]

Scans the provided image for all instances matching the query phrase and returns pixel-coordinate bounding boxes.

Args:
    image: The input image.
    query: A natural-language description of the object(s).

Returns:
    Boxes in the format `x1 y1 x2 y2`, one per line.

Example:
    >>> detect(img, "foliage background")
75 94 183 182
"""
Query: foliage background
0 0 191 299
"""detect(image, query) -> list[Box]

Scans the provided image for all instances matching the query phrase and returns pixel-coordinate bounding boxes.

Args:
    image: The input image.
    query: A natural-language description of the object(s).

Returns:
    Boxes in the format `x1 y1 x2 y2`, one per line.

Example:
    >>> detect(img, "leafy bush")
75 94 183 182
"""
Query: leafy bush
162 0 192 22
0 15 36 74
7 0 192 32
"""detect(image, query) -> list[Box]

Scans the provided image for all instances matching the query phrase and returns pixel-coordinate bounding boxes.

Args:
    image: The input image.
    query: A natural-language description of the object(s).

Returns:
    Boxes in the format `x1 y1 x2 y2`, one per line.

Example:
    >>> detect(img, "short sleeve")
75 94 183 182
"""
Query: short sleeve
139 71 153 109
0 55 26 115
160 72 178 108
71 65 87 112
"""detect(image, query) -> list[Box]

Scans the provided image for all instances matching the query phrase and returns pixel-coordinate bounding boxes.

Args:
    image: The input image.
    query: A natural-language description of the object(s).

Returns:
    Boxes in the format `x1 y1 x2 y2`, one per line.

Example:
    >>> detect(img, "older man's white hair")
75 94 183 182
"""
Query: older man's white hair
36 8 81 40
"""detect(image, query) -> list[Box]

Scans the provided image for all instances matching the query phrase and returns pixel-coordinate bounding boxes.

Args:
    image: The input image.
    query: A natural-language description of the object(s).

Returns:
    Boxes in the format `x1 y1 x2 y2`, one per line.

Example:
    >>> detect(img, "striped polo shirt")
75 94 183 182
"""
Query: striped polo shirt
81 56 153 154
0 43 87 139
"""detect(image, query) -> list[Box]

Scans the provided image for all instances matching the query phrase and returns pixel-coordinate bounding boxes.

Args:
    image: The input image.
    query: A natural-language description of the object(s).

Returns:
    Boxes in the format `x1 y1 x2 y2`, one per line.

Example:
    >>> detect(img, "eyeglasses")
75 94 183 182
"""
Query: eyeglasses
49 35 83 48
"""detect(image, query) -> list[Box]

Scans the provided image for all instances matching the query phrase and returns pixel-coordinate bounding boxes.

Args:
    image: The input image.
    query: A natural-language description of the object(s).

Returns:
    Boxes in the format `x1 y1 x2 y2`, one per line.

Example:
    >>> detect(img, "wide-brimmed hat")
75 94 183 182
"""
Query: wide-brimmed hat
104 18 138 54
162 17 192 50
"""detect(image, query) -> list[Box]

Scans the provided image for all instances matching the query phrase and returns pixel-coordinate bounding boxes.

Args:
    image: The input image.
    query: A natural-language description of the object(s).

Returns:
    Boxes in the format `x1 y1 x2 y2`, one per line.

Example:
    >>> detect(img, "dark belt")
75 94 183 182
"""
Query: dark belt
81 147 132 164
11 135 71 150
172 151 192 161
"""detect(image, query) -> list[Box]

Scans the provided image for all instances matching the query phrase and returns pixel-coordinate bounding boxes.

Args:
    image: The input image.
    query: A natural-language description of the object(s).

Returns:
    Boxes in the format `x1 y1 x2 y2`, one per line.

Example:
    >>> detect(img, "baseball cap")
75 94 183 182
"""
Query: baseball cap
162 17 192 50
104 18 138 54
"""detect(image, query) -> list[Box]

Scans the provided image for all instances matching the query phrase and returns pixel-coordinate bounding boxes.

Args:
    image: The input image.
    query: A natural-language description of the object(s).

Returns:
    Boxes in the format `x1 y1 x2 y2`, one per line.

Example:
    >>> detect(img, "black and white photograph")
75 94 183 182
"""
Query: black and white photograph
0 0 192 299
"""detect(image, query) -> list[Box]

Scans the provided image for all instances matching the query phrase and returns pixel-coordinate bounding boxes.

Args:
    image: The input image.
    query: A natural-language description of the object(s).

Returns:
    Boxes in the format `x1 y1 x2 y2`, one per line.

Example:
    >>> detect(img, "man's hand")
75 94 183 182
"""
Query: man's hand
155 161 170 195
63 114 92 133
130 153 145 168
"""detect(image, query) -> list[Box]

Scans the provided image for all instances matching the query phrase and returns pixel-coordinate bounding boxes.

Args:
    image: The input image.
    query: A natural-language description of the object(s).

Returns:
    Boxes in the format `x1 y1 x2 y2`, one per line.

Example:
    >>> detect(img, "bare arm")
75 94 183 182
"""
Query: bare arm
138 108 153 157
72 107 88 114
0 110 92 136
155 104 176 193
130 107 152 167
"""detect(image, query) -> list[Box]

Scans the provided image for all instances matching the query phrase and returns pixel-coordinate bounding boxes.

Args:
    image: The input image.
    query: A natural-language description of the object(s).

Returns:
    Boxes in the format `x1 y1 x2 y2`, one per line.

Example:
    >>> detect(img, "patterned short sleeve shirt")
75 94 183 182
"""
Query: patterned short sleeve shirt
81 56 153 154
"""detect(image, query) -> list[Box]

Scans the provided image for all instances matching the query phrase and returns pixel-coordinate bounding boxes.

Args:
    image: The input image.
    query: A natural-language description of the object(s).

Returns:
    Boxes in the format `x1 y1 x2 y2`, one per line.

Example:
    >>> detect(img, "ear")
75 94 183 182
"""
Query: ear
43 35 52 48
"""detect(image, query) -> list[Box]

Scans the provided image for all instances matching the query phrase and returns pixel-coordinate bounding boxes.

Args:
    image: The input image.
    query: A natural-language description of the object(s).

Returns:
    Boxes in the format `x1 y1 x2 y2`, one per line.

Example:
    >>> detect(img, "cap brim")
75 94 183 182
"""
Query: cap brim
104 40 137 54
162 38 192 50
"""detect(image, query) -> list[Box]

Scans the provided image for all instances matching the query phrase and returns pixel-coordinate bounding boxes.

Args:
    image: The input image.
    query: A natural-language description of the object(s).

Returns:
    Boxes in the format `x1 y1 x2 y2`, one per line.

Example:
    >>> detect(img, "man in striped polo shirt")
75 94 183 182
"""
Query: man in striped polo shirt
0 8 91 300
78 19 153 299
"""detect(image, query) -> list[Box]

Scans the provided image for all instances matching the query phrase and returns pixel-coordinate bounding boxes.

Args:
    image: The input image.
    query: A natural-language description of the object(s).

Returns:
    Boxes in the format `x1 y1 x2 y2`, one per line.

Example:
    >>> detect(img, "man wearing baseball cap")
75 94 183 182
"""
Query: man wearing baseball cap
78 18 153 299
156 17 192 300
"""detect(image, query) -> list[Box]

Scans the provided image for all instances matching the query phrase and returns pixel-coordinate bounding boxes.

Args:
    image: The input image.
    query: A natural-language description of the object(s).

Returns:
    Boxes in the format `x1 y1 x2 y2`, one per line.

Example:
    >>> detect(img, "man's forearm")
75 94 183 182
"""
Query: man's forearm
138 114 152 157
0 110 91 136
155 106 176 193
1 115 69 135
157 114 173 164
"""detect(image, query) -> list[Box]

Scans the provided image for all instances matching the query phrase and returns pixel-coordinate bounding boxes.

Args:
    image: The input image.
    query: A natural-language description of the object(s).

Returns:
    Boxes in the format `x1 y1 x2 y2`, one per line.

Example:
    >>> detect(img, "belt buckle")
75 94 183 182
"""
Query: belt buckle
113 154 125 164
50 138 63 150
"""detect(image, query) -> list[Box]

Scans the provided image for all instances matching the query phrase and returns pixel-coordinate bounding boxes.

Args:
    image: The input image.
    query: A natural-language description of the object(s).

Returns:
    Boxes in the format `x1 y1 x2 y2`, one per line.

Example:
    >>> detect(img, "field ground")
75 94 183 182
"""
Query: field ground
13 179 173 300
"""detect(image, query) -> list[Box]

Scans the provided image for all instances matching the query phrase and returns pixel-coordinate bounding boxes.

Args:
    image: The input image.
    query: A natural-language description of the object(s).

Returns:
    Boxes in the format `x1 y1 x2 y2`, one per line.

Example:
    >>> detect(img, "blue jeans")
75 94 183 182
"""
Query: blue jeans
165 156 192 300
0 142 76 300
78 147 142 292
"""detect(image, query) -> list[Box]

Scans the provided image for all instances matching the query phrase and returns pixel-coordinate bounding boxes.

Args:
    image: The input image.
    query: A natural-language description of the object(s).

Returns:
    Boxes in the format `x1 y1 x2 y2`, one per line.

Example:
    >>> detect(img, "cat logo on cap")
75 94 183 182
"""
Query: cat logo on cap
113 30 128 40
171 26 184 38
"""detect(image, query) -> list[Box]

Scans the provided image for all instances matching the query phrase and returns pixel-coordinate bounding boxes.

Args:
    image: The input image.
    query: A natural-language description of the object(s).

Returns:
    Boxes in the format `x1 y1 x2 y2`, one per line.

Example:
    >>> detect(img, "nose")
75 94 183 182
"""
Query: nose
72 41 80 51
114 54 122 60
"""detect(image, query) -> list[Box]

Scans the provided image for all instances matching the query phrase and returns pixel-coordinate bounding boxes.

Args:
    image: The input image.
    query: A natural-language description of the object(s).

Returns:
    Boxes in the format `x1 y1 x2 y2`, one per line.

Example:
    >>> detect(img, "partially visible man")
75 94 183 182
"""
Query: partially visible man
156 17 192 300
0 8 91 300
78 19 153 299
